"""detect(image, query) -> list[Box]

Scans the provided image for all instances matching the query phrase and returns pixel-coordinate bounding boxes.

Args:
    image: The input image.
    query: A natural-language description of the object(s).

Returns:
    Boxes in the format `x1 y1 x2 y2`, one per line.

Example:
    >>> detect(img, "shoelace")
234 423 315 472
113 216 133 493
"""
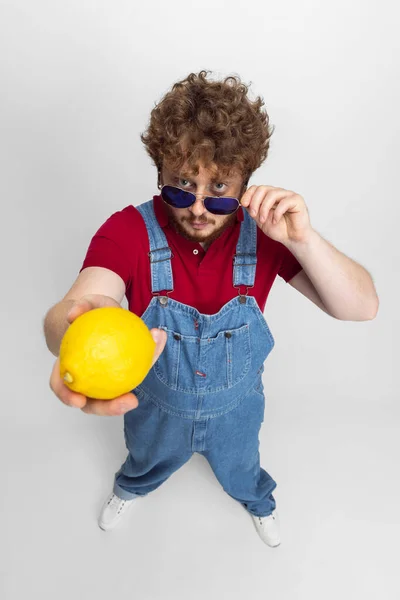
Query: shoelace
258 514 276 525
108 494 126 513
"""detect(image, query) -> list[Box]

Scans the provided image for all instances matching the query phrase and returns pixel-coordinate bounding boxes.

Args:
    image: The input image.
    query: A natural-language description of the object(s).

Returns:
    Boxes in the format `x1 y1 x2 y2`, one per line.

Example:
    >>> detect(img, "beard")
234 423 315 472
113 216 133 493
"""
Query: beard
165 206 236 246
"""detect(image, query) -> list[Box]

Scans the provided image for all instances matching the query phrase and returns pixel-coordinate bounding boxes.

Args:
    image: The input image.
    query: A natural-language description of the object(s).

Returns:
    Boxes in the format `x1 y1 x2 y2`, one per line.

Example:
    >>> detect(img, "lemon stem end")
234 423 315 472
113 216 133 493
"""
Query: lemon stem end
64 372 74 384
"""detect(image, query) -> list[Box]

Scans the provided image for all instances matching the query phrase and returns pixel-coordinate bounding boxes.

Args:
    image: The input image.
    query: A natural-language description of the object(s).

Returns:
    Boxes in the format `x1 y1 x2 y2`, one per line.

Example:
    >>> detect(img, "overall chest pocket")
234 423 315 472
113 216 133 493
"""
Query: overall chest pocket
153 324 252 393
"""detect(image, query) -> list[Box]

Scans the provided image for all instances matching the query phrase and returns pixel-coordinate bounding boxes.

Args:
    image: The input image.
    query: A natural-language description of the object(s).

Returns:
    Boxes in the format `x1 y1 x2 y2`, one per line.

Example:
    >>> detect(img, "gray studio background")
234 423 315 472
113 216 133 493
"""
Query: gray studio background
0 1 398 599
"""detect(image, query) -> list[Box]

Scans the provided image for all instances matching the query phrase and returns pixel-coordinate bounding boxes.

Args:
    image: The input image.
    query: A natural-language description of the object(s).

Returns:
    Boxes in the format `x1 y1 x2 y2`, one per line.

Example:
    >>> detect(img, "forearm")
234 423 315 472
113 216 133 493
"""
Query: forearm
43 299 76 357
287 230 379 321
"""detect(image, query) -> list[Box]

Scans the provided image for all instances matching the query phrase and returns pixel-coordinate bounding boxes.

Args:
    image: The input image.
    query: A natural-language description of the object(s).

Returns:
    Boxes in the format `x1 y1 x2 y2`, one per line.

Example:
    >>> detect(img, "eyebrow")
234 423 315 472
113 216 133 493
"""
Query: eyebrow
178 171 233 183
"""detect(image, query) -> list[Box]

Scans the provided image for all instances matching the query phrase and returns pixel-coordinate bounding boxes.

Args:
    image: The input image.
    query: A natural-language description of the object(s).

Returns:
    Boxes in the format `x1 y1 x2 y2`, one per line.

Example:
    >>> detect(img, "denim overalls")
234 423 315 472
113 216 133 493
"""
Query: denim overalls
113 200 278 517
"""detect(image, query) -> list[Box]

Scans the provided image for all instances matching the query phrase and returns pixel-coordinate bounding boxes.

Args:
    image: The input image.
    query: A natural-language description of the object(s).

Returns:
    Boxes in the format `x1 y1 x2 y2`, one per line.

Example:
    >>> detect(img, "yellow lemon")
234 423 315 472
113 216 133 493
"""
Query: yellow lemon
59 306 155 399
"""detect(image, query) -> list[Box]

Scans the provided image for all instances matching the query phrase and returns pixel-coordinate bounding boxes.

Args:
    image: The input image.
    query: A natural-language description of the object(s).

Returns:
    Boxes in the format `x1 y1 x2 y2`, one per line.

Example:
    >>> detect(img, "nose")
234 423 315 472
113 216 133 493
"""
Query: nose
189 191 208 217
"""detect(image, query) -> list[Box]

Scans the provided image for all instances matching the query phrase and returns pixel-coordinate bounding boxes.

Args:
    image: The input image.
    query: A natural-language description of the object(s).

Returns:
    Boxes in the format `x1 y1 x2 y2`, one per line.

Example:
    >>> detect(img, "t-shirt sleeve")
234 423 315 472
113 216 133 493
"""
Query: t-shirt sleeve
79 211 132 285
278 244 303 282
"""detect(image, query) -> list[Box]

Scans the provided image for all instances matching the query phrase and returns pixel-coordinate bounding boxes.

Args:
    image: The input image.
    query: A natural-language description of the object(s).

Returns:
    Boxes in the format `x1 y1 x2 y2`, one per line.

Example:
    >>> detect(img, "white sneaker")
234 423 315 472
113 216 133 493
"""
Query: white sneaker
251 510 281 547
98 492 136 531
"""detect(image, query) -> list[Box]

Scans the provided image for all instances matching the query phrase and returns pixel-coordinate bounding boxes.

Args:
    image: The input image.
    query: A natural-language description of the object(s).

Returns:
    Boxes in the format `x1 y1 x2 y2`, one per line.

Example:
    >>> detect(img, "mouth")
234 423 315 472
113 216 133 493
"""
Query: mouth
189 222 209 229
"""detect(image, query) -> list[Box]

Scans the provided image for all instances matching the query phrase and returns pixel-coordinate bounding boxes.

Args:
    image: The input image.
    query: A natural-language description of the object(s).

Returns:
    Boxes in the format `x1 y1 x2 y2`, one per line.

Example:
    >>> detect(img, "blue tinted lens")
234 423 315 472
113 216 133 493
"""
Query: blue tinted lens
161 185 239 215
204 197 239 215
161 186 194 208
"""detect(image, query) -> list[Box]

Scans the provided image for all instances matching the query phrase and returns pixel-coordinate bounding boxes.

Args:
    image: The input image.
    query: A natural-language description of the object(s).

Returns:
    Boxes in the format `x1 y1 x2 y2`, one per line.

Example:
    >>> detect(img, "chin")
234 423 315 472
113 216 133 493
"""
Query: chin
181 226 213 243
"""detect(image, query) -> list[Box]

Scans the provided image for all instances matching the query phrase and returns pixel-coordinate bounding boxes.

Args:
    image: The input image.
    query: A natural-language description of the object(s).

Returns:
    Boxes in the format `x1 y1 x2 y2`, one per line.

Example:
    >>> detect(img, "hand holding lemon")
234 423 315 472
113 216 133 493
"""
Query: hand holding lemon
49 294 166 416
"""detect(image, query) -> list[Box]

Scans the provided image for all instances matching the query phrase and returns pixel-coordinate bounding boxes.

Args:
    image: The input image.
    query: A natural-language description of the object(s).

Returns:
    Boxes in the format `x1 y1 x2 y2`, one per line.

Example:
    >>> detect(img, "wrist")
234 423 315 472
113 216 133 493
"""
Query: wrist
285 228 319 252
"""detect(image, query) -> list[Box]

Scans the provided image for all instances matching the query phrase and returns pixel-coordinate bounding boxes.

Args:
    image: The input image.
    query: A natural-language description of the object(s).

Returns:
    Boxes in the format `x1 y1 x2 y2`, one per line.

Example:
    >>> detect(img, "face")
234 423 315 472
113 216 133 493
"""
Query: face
160 163 246 246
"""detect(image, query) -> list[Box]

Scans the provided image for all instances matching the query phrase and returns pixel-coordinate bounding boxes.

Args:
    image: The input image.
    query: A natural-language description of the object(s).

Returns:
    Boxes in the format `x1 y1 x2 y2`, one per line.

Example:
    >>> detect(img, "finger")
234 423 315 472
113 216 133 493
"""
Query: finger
244 186 272 218
273 195 298 224
49 358 87 408
259 191 289 224
81 393 139 416
240 185 275 208
67 294 120 323
67 298 96 323
248 187 287 222
239 185 258 208
149 328 167 366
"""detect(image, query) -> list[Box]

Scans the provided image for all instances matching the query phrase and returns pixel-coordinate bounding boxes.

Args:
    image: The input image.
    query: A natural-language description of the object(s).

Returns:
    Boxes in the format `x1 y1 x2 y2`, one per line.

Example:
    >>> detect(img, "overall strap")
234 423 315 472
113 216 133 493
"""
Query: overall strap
233 208 257 289
136 200 174 294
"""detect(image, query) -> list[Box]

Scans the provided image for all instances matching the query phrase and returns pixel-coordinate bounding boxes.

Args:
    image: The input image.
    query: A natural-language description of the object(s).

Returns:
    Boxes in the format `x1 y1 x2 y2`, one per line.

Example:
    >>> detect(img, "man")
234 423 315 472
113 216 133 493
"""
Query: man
44 70 379 548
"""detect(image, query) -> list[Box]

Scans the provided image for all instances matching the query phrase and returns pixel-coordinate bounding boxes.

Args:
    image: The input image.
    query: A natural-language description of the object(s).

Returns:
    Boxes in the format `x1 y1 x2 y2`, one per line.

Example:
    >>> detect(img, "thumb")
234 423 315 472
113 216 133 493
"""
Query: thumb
67 294 120 323
67 298 95 323
149 328 167 366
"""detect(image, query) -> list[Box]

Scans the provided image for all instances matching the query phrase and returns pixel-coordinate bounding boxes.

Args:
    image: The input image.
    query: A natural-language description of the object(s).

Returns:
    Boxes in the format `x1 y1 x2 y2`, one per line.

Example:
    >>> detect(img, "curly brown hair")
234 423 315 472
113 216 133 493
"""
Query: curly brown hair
140 70 274 182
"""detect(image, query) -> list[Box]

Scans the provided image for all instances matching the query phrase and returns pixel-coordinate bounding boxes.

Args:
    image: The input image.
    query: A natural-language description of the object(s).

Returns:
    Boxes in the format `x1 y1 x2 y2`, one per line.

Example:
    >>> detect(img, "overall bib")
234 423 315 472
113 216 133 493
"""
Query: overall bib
114 200 278 517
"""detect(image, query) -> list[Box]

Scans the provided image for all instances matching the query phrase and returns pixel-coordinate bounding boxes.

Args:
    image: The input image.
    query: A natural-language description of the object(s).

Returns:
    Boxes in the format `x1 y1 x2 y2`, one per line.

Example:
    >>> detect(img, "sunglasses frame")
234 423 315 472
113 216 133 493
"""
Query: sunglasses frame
160 184 242 216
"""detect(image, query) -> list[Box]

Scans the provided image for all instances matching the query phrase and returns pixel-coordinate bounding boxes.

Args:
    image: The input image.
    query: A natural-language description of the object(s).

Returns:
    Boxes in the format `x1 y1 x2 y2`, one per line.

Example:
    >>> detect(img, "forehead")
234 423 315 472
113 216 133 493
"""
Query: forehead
166 163 240 182
180 171 234 183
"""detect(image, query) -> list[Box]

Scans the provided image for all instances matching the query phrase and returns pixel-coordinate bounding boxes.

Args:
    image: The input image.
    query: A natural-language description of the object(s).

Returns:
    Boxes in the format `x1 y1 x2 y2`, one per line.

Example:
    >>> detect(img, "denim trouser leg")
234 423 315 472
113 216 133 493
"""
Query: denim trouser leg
114 387 276 515
201 386 277 517
113 397 193 500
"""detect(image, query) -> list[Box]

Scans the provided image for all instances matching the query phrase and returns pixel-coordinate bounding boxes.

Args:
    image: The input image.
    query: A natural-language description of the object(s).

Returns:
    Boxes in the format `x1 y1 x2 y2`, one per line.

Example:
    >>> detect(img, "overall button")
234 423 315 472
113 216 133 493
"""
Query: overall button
159 296 168 306
224 331 232 338
173 333 181 341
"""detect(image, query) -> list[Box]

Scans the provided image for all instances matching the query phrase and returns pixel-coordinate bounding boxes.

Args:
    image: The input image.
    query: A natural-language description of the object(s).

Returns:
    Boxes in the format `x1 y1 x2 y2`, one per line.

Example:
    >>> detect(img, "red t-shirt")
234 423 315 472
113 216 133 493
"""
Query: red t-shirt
80 194 303 316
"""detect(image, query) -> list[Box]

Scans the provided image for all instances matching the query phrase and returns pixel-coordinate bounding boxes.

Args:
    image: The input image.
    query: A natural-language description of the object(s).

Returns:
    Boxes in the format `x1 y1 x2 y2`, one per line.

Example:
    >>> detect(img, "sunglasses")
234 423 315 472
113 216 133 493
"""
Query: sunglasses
160 184 241 216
